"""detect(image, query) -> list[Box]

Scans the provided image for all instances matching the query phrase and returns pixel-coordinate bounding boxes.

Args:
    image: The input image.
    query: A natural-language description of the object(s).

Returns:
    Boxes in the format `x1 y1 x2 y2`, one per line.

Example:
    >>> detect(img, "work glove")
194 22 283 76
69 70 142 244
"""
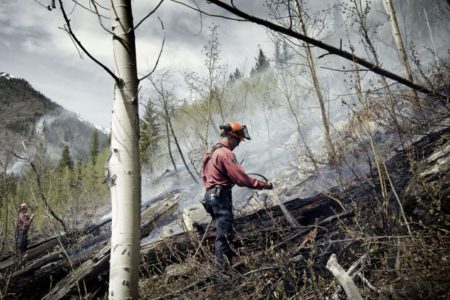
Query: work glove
264 181 273 190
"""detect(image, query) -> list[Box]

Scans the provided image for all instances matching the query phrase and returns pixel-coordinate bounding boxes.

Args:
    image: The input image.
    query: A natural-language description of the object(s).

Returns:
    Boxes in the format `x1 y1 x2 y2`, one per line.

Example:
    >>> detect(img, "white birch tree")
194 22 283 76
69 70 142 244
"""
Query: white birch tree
108 0 141 298
56 0 166 297
383 0 420 108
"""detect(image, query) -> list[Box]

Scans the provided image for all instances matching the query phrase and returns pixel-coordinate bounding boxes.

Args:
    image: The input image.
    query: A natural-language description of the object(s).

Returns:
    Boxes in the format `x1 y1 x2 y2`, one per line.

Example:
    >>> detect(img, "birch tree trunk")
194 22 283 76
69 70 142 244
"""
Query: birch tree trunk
295 0 336 164
108 0 141 298
383 0 420 108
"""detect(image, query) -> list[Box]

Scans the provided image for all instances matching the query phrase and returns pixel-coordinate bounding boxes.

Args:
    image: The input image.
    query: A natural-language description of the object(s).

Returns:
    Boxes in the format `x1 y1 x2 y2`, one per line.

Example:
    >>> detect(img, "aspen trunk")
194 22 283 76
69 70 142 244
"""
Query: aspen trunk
295 0 336 164
383 0 420 108
108 0 141 298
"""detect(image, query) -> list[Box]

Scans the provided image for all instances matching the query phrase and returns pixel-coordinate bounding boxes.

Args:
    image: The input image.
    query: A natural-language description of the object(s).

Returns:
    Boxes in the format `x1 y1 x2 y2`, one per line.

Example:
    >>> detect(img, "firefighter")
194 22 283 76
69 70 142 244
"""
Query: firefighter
201 122 273 272
16 203 34 253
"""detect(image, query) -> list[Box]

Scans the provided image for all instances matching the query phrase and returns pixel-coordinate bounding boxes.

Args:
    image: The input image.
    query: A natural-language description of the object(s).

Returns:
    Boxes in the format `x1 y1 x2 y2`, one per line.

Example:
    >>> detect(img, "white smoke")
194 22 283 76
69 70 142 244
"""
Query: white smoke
140 0 449 240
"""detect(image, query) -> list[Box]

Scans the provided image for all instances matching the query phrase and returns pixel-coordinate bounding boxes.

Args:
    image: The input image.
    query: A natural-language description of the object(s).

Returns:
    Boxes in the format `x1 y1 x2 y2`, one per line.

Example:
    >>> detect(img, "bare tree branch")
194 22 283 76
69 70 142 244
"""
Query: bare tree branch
139 17 166 83
134 0 165 30
205 0 449 100
58 0 119 82
171 0 247 22
90 0 113 34
34 0 52 10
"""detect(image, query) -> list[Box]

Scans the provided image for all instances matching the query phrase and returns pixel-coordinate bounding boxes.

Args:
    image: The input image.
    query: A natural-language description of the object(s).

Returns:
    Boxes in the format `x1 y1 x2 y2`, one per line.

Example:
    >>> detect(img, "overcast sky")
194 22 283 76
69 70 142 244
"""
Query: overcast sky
0 1 274 128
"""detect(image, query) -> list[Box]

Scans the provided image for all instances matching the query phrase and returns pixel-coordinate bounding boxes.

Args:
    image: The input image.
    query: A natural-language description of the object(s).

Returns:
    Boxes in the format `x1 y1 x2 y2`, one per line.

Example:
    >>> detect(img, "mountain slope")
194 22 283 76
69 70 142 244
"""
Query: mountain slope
0 76 57 137
0 74 108 168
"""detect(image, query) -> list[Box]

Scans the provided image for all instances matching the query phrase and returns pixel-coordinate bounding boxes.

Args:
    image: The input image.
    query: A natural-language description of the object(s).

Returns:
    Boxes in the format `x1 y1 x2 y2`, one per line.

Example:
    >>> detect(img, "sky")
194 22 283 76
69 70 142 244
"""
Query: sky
2 1 449 129
0 1 274 129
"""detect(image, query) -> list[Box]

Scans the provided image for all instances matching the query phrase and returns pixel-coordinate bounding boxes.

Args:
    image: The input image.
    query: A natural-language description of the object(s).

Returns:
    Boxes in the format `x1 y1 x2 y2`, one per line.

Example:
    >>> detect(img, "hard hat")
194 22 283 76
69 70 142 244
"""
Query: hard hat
220 122 251 141
20 203 28 210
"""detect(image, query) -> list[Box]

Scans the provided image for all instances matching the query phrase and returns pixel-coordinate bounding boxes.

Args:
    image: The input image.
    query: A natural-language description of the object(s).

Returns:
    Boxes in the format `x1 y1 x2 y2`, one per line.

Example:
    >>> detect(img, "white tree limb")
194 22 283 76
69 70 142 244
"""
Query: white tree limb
326 254 363 300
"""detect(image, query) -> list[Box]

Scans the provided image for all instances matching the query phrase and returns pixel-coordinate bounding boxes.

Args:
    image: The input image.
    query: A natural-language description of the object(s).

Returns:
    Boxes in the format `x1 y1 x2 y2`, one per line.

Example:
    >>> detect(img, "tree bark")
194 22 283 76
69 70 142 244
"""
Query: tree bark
383 0 420 107
165 119 178 172
295 0 336 164
108 0 141 298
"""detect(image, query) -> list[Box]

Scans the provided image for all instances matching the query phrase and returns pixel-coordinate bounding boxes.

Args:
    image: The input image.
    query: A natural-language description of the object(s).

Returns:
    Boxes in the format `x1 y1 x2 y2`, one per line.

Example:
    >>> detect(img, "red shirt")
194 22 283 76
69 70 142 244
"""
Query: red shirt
201 141 267 190
17 211 33 231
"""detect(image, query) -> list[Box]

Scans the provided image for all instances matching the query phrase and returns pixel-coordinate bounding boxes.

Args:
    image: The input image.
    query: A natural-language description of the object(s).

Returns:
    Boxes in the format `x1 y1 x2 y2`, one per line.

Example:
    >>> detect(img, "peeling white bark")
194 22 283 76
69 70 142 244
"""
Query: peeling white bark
108 0 141 298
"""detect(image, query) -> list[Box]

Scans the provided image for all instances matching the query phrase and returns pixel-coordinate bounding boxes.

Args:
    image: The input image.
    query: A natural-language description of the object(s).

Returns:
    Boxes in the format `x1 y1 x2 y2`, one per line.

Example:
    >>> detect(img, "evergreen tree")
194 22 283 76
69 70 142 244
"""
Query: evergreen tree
251 48 270 75
58 145 73 169
140 101 160 168
90 130 99 165
228 68 242 85
233 68 242 80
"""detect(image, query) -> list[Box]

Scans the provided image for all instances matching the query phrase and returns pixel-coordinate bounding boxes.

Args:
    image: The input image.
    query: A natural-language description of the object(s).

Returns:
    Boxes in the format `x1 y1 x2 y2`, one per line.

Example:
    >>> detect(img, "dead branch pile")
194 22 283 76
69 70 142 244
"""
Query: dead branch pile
139 125 450 299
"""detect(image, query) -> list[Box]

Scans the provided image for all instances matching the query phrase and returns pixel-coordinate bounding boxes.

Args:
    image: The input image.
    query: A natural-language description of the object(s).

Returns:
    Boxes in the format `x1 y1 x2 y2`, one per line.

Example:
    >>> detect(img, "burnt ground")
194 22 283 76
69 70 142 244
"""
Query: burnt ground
138 122 450 299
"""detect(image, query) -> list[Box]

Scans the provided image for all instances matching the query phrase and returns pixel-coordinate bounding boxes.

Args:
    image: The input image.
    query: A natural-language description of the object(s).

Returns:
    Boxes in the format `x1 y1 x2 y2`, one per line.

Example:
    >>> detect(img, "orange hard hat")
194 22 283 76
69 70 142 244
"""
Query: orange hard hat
220 122 251 141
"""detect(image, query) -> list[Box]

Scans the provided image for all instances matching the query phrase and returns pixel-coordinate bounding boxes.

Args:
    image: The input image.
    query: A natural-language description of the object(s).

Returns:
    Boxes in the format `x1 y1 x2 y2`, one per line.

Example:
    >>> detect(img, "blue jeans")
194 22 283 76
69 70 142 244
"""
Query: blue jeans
204 187 235 271
16 229 28 253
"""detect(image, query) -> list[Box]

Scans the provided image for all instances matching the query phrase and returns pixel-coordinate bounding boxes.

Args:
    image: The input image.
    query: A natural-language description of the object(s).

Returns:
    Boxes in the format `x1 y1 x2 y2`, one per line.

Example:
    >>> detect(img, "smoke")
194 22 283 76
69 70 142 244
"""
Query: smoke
140 0 450 241
35 108 108 161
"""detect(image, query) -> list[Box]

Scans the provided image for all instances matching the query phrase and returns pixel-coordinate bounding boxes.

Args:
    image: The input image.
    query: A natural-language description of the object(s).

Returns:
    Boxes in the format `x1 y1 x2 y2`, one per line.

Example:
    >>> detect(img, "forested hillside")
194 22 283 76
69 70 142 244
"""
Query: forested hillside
0 76 57 139
0 75 110 257
0 75 109 165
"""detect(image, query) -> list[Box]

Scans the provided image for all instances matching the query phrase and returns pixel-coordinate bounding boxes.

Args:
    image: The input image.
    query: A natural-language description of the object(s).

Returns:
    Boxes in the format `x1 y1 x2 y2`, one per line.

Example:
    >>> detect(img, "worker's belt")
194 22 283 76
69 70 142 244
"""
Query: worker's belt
206 185 232 197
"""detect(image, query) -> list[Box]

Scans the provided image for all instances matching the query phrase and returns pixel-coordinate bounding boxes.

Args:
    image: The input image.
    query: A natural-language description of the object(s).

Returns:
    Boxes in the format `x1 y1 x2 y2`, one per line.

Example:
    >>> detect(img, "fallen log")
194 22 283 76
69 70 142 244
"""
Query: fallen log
40 195 179 300
140 193 340 268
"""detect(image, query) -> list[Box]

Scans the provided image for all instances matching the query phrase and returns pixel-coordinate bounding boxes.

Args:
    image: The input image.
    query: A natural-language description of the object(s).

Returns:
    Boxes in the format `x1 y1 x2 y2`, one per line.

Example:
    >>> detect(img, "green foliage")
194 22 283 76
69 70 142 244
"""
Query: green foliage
251 48 270 75
0 173 17 210
58 145 73 170
90 130 99 165
140 100 161 169
0 143 110 254
227 68 242 85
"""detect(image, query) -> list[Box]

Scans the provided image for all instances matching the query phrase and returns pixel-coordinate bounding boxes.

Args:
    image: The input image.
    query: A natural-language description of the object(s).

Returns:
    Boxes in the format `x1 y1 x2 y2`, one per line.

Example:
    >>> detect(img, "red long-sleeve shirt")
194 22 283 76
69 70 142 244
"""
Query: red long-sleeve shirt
17 211 33 231
201 141 268 190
